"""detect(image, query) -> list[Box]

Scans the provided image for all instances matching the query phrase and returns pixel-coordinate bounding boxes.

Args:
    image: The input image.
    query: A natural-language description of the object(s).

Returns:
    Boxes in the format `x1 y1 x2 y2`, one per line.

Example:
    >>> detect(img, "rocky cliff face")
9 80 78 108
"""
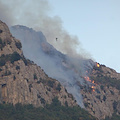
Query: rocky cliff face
10 25 95 108
81 64 120 119
9 24 120 120
0 20 76 107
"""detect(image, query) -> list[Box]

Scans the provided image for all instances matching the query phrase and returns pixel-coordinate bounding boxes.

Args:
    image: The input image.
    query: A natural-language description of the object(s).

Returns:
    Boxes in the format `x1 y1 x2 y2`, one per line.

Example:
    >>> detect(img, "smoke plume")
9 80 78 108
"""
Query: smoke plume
0 0 90 57
10 25 95 108
0 0 94 107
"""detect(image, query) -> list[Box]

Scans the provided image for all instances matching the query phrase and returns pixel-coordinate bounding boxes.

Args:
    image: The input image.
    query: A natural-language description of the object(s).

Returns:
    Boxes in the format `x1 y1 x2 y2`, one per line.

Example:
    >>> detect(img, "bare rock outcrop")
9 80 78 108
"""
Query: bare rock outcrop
0 20 76 107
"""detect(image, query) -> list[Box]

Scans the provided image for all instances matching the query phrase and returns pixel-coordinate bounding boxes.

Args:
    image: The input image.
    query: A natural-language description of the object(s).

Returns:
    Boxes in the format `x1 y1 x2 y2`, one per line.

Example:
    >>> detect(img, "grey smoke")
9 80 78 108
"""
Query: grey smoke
10 26 95 108
0 0 91 57
0 1 14 26
0 0 94 107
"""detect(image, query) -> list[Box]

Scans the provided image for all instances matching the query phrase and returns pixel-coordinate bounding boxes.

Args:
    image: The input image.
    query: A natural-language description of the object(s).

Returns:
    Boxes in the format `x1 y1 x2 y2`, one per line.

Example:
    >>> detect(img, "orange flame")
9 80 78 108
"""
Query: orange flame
91 86 95 92
92 88 95 92
96 63 100 67
92 80 94 83
84 77 95 84
84 76 97 92
84 76 91 82
91 86 95 89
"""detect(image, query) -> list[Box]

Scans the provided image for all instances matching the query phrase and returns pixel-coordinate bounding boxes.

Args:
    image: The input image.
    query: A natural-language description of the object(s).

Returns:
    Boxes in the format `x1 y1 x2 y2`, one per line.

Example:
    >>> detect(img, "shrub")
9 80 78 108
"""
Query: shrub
0 38 6 50
10 52 21 63
0 38 2 44
47 80 55 88
56 83 61 91
4 71 11 76
37 80 41 84
0 52 22 66
15 41 22 50
84 102 89 108
22 58 28 65
29 84 32 92
100 85 104 90
113 101 118 111
6 39 11 45
33 73 37 80
37 94 41 98
110 90 114 95
0 29 2 33
0 55 6 66
52 97 61 107
16 65 20 70
2 84 7 87
96 95 101 100
40 98 46 104
96 89 100 94
103 95 106 101
13 76 16 80
65 101 68 107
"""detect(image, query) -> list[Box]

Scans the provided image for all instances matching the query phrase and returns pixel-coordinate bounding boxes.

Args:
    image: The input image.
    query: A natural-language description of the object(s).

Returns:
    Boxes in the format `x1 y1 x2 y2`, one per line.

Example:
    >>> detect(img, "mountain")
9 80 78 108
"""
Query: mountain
0 20 98 120
10 25 95 108
81 64 120 119
10 25 120 120
0 20 77 107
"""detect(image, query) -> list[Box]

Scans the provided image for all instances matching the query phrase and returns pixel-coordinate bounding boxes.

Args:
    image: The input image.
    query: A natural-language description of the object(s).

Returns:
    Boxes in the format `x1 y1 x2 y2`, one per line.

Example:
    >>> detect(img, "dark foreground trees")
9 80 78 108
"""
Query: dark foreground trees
0 98 96 120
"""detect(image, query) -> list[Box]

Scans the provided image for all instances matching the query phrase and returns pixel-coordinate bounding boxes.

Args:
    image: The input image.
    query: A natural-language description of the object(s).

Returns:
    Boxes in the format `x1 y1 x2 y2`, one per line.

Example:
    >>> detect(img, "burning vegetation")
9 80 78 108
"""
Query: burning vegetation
83 62 100 92
96 63 100 68
84 76 96 92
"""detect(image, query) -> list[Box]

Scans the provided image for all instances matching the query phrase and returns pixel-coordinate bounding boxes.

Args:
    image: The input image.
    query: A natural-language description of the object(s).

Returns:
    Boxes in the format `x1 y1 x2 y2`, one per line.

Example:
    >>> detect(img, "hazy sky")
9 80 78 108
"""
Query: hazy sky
0 0 120 72
49 0 120 72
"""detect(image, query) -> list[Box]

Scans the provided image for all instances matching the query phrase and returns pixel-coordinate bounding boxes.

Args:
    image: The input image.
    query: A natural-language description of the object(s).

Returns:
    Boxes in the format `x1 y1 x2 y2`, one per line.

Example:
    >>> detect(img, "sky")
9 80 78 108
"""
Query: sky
0 0 120 72
48 0 120 72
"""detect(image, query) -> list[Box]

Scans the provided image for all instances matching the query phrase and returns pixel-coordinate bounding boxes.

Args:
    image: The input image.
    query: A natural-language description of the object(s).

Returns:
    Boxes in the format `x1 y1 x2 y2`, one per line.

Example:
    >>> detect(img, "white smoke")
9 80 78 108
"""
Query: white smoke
0 0 94 107
0 0 91 58
10 26 94 108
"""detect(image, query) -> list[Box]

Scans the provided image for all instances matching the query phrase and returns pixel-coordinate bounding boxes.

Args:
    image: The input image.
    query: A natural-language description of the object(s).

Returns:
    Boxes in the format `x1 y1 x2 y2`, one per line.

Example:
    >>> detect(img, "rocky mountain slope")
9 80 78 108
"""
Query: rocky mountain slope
0 20 76 107
10 25 120 120
81 63 120 119
10 25 95 108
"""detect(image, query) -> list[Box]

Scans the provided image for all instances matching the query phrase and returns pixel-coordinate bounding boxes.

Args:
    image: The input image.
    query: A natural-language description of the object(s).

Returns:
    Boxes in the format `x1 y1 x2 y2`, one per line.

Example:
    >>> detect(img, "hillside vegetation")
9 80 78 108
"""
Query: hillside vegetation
0 98 97 120
91 65 120 90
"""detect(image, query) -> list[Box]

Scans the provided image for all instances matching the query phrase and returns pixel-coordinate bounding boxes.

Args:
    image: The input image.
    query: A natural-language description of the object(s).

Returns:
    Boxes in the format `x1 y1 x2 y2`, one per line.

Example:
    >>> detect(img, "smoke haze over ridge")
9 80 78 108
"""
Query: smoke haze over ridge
0 0 95 107
0 0 91 58
10 25 95 107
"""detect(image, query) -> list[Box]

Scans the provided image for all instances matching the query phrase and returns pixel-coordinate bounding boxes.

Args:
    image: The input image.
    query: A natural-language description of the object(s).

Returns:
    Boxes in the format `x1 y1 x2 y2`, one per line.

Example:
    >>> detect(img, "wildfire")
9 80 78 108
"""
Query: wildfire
92 80 94 84
83 63 100 92
91 86 95 92
84 77 96 92
96 63 100 67
91 85 96 89
84 76 91 82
